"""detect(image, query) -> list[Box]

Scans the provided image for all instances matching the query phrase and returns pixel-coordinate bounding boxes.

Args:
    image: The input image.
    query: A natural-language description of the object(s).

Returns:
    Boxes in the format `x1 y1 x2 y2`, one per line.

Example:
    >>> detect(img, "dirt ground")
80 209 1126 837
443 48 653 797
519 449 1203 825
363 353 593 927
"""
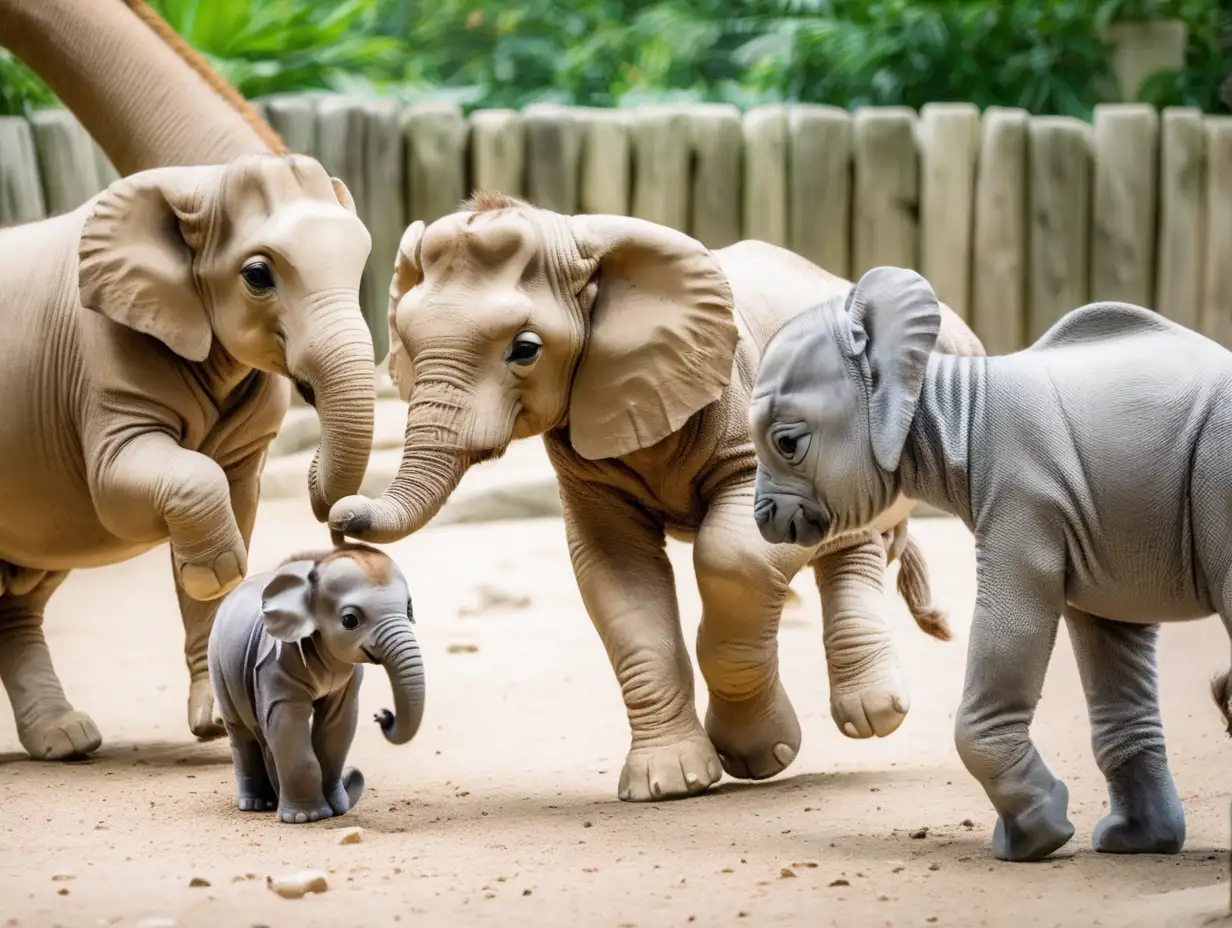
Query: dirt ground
1 503 1229 928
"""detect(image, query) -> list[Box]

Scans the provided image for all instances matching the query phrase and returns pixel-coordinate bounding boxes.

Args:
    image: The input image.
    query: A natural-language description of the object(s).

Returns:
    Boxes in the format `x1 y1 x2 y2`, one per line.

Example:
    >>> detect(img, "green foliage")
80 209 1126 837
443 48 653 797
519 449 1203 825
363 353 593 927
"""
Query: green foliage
0 51 58 116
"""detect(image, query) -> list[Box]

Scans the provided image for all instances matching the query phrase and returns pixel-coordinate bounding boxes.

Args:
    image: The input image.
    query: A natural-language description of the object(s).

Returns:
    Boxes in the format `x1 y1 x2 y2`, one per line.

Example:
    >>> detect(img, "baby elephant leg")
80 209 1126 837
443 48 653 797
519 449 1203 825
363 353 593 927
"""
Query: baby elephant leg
313 668 364 816
1065 609 1184 854
0 572 101 760
228 726 277 812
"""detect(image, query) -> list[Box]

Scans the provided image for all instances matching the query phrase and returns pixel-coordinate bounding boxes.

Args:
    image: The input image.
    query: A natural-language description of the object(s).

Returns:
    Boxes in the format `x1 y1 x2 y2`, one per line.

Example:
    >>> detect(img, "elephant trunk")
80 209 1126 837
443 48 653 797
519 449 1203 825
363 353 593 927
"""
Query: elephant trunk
371 621 426 745
329 381 473 543
292 307 376 522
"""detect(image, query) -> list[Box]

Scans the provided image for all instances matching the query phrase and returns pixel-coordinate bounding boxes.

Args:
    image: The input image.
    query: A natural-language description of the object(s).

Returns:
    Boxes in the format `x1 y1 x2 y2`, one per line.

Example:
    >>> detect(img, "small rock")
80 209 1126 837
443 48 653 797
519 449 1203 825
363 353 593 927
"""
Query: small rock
878 895 890 902
522 889 532 897
928 862 940 871
57 888 69 896
338 827 364 845
188 877 210 888
266 869 328 899
50 872 75 882
446 643 479 654
779 868 796 879
909 827 929 839
791 861 818 868
960 818 975 828
828 878 849 887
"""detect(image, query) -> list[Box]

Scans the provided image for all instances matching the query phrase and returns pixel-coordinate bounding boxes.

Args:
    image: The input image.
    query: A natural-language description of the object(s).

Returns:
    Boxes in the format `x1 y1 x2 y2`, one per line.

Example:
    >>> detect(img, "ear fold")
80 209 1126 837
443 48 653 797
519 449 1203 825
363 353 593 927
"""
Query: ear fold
78 166 219 363
260 560 317 643
331 177 358 216
843 266 941 472
385 221 425 404
565 215 738 461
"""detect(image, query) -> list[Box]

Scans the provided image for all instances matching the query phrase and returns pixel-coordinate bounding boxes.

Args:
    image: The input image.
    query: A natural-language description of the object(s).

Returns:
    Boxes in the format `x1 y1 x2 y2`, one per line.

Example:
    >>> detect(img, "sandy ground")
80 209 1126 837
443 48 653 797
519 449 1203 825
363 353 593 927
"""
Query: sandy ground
1 504 1229 928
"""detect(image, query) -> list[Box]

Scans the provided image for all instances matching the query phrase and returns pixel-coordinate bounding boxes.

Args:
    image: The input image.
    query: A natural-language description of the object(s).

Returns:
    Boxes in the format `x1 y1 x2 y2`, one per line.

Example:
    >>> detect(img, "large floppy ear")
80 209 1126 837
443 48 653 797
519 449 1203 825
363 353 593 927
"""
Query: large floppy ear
566 215 738 460
385 221 425 404
78 166 219 363
843 266 941 472
260 560 318 643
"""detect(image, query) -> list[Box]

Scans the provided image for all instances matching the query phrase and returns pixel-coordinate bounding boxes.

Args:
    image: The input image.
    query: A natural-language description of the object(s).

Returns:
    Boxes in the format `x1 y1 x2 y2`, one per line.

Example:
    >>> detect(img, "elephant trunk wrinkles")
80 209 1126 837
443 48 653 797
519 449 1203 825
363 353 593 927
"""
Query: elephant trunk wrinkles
372 621 426 745
296 306 376 522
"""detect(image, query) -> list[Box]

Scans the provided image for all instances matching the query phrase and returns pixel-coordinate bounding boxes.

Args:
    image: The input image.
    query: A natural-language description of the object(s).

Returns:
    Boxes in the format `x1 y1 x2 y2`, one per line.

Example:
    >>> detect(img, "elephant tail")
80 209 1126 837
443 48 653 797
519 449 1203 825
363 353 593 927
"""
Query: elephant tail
895 534 952 642
1211 668 1232 737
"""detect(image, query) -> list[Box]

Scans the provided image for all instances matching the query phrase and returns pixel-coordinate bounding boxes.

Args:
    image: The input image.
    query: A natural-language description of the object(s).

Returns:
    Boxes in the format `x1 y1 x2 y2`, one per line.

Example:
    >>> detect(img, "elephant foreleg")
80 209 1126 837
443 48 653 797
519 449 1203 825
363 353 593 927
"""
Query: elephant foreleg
312 668 364 816
0 571 101 760
558 474 720 802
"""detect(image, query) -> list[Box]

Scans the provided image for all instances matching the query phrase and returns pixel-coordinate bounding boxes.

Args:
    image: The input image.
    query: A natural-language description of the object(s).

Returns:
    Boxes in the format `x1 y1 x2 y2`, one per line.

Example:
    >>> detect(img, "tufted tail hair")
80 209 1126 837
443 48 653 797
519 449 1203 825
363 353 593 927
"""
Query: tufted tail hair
894 534 952 642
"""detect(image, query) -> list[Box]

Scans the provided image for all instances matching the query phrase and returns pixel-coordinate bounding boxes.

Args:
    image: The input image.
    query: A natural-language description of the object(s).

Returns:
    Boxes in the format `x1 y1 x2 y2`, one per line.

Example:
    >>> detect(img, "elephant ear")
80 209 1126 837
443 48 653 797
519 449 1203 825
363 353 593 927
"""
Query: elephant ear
566 215 738 460
78 166 219 363
385 221 425 404
843 266 941 472
260 560 318 643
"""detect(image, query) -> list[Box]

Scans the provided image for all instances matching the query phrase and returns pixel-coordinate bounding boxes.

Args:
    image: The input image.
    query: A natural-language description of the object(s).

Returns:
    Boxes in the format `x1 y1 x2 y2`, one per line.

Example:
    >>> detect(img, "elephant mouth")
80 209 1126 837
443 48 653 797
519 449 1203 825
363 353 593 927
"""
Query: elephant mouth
294 378 316 407
362 646 381 665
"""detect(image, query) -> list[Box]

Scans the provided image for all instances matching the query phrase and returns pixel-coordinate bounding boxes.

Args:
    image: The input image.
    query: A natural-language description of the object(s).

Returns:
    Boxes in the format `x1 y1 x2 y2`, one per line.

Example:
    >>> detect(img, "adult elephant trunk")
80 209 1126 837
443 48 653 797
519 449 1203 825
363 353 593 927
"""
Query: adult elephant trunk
328 380 474 543
371 620 426 745
290 308 376 522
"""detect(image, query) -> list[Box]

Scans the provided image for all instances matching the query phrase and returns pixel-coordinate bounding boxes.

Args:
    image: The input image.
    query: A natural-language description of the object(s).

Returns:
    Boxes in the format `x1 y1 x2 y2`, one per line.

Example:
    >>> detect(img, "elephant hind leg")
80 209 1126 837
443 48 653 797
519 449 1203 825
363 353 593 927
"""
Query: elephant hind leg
228 727 276 812
0 571 102 760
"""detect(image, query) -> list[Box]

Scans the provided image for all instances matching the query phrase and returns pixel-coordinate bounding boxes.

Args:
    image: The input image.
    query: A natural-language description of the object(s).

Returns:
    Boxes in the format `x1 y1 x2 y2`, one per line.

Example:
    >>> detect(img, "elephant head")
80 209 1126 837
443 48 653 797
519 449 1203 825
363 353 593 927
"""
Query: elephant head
750 266 941 548
328 194 738 542
77 153 377 518
260 544 425 745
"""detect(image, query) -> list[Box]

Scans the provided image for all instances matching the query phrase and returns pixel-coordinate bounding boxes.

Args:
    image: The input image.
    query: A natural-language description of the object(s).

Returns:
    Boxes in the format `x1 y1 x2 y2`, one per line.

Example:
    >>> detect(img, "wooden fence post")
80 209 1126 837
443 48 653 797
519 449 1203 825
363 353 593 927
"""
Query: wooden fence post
0 116 45 224
93 141 120 188
689 103 742 250
1155 107 1205 330
28 109 102 214
469 109 526 199
523 103 581 214
971 107 1028 354
1028 116 1092 341
264 94 318 156
918 102 980 320
788 104 851 278
362 99 406 362
631 104 691 232
743 103 789 247
1091 103 1159 306
1201 117 1232 346
403 100 468 224
852 106 919 276
578 108 631 216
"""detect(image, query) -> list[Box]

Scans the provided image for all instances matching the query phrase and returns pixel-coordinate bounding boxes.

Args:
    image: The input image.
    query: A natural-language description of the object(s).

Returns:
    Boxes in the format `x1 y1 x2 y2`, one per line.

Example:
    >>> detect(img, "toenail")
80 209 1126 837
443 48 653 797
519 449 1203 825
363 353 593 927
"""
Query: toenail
843 721 859 737
772 743 796 765
685 772 699 785
892 695 907 712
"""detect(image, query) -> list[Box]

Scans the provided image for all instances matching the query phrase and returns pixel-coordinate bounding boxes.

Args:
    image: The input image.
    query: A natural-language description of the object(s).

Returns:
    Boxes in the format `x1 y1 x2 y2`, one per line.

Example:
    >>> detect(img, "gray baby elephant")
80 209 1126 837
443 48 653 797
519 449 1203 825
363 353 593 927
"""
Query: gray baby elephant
208 542 425 824
749 265 1232 863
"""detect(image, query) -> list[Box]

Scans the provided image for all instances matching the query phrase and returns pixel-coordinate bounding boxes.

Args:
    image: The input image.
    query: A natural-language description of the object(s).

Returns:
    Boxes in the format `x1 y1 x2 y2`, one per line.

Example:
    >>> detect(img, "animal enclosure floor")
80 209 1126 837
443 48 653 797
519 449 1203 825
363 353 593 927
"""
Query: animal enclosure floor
0 505 1228 927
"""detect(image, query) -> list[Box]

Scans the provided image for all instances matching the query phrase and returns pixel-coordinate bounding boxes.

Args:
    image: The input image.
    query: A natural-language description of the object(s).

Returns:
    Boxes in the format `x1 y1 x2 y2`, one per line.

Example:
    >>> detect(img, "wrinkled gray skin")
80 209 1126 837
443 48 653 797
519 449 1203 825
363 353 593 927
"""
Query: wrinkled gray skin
750 265 1232 862
208 543 425 824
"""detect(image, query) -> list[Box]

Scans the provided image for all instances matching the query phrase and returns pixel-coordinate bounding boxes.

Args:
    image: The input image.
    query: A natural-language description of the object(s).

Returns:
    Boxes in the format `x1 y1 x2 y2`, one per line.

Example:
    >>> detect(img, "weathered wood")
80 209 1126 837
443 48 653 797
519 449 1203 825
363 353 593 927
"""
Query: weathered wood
1090 103 1159 306
577 108 630 216
403 100 468 224
788 104 851 277
630 105 691 232
92 140 120 189
1201 117 1232 347
743 103 789 247
314 97 368 198
1027 116 1093 341
362 99 406 362
28 109 102 214
522 103 581 214
688 103 742 250
264 94 318 156
852 107 918 276
1155 107 1206 330
469 109 525 198
918 102 980 320
970 107 1029 354
0 116 46 224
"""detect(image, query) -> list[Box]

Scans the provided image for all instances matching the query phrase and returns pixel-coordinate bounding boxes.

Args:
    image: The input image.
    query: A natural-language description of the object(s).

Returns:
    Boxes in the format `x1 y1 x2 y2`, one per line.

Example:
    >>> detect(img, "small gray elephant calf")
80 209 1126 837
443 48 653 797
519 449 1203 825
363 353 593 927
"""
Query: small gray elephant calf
750 265 1232 862
208 542 425 824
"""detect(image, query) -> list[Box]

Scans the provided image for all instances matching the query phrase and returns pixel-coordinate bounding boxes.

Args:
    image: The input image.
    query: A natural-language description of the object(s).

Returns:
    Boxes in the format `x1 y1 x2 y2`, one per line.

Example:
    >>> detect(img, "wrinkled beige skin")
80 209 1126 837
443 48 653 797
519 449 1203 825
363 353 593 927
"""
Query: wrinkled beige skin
0 0 381 748
331 198 985 801
0 156 374 761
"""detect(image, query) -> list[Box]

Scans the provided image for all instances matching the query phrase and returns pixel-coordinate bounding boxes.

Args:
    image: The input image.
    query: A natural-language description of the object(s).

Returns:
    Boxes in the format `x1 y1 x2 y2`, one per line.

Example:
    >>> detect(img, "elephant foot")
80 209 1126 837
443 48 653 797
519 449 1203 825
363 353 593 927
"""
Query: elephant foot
325 767 366 815
237 796 277 812
829 655 909 739
277 800 335 824
618 732 722 802
176 548 246 602
1092 753 1185 855
992 780 1075 862
21 709 102 761
188 678 226 740
704 679 801 781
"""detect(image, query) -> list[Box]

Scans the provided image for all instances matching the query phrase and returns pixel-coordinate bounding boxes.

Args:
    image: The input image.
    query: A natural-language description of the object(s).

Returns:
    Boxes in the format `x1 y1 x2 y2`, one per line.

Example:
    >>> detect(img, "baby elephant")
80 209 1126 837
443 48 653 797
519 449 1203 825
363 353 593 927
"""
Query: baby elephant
208 542 425 824
750 265 1232 863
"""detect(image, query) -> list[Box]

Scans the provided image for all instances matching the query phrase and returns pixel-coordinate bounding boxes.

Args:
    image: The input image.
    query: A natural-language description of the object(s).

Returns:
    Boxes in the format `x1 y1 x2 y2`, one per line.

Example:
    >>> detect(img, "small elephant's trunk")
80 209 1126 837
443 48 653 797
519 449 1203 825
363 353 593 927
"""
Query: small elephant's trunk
895 534 951 642
371 621 426 745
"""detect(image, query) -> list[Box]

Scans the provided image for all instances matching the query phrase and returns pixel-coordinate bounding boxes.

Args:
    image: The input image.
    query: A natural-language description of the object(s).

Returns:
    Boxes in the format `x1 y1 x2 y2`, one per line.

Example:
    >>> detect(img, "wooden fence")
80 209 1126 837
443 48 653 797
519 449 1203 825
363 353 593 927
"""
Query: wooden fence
1 96 1229 362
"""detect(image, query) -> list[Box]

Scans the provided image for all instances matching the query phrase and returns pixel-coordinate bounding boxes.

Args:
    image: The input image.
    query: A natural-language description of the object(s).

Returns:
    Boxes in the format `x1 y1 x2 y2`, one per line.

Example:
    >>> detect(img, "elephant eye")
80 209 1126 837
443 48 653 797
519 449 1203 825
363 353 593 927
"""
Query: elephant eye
241 261 275 293
775 430 810 463
341 610 361 631
505 331 543 367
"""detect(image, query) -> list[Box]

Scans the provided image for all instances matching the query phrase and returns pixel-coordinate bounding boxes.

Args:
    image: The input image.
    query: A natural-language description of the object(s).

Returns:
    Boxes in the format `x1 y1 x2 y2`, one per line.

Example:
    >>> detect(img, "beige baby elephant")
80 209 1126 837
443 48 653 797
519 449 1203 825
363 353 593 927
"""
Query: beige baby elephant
330 194 984 801
0 153 376 760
